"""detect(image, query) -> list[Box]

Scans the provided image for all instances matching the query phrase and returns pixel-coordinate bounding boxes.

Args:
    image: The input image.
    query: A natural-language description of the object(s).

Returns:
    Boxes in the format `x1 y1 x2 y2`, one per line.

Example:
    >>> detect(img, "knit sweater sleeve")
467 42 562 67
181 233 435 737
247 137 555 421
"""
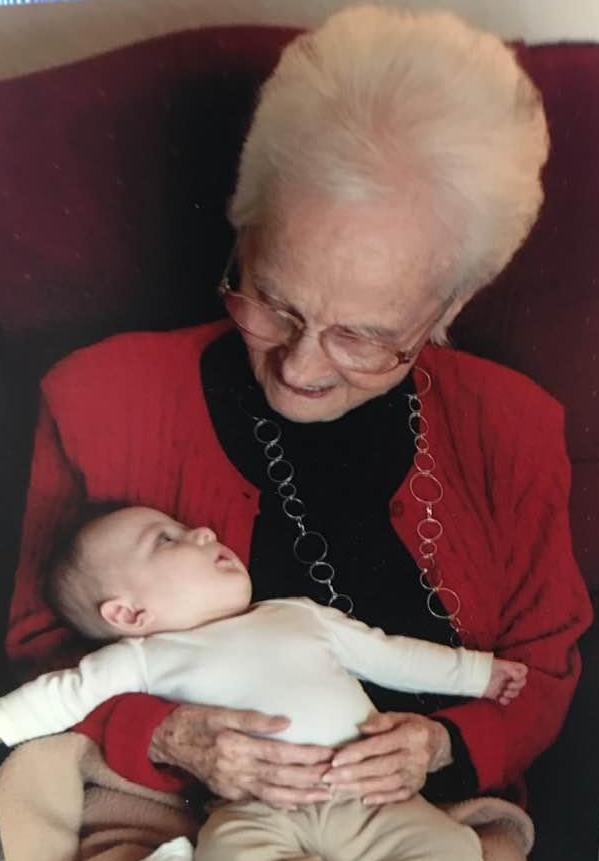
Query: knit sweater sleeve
72 694 188 792
432 390 592 792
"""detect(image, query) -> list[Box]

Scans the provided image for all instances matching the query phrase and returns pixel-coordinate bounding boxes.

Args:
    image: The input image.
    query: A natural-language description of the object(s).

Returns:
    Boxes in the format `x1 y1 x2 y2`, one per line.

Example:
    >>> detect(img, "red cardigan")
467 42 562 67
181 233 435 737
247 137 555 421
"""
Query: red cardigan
6 322 592 794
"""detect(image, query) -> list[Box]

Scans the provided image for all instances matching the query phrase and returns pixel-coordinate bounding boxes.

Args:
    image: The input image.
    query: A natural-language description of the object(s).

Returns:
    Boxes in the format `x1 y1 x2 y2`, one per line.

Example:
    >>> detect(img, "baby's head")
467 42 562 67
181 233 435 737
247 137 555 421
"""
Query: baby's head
46 506 252 641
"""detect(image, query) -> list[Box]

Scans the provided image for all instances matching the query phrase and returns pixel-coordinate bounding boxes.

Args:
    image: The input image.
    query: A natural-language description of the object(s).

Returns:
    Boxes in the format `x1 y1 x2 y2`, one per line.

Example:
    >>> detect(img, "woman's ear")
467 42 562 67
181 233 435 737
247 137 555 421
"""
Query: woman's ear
99 598 154 635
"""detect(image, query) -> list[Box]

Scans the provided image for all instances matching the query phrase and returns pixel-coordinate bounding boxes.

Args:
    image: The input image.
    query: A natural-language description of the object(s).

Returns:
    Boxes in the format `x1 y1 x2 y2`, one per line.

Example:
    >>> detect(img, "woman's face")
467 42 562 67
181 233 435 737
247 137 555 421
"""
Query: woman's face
239 193 461 423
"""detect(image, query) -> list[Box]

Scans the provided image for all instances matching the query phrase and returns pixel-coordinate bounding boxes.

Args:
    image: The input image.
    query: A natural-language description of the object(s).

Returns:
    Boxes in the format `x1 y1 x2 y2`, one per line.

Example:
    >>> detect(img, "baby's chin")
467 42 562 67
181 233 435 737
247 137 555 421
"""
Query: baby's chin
203 592 254 627
235 588 253 616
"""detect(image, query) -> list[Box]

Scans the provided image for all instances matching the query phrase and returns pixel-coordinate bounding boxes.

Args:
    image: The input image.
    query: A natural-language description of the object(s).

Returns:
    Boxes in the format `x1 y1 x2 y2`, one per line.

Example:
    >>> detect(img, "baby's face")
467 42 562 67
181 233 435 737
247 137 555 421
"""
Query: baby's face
81 507 252 633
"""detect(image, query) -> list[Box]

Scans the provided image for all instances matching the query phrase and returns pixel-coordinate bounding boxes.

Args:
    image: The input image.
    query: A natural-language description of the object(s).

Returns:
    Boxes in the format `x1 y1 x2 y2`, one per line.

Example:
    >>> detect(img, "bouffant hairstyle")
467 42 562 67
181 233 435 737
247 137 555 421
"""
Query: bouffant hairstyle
229 6 548 341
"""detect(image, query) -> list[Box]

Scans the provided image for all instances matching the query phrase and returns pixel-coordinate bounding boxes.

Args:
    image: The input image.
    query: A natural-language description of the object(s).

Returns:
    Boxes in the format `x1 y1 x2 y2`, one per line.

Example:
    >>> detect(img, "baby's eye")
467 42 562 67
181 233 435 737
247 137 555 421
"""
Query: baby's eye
157 531 175 545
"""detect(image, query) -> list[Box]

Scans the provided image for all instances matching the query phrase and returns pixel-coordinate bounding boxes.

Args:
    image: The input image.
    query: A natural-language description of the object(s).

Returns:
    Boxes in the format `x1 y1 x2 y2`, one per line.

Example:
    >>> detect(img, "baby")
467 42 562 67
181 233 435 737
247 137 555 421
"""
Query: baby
0 506 527 861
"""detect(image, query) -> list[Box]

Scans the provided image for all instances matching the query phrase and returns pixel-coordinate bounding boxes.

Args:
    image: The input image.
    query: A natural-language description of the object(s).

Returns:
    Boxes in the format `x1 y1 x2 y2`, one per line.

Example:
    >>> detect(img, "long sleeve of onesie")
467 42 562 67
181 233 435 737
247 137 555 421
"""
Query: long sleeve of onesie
0 639 147 746
310 601 493 696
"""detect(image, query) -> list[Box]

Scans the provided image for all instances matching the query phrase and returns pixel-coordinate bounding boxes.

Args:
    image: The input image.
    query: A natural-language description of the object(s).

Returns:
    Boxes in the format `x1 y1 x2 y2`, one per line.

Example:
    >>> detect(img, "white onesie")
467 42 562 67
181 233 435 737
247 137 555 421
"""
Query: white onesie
0 598 492 747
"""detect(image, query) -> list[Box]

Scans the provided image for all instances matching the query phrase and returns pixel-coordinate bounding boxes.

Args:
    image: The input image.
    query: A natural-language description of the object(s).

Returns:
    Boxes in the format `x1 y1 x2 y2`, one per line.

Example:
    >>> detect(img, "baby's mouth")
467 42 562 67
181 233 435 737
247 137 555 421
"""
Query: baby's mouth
214 547 240 571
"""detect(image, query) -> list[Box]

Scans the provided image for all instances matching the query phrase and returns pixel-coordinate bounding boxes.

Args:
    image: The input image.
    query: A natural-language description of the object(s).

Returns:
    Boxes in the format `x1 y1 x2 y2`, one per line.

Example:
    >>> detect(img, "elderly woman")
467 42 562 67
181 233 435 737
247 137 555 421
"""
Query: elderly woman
2 6 591 861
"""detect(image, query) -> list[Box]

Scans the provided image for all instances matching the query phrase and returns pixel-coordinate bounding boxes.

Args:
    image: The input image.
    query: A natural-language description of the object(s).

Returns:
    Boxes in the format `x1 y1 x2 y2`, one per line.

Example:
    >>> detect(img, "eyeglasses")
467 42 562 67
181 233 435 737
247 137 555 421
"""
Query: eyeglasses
218 256 444 375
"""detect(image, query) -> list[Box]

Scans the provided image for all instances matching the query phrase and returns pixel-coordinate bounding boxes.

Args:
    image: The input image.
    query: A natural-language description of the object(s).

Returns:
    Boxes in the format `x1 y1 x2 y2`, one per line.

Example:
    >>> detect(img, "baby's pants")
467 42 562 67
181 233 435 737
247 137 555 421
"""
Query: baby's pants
195 793 483 861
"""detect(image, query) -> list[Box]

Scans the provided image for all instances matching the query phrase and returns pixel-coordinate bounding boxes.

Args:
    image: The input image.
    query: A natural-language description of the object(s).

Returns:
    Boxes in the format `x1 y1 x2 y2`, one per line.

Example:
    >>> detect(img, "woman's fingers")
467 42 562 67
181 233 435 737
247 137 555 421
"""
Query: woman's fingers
149 703 335 803
324 748 427 789
331 716 423 767
325 751 407 782
206 731 335 792
320 713 452 801
323 769 426 802
222 745 332 788
251 759 332 788
194 704 290 735
358 711 400 734
208 767 332 809
218 759 333 807
222 730 334 766
332 732 403 765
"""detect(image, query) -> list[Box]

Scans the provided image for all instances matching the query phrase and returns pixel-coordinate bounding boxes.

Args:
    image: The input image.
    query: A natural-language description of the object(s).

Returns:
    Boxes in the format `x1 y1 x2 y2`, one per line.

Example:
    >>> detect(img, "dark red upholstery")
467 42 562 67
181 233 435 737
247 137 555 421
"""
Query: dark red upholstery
0 26 597 860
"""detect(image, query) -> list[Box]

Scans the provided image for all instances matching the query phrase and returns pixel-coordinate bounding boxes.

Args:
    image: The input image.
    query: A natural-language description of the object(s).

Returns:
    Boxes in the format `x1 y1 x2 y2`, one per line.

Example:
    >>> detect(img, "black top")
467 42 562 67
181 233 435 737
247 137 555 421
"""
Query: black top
201 330 478 802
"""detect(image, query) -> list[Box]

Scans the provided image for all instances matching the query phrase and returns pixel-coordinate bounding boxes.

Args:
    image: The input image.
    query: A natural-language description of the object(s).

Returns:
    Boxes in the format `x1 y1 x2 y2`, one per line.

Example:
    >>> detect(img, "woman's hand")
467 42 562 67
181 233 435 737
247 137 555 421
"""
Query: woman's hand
321 712 452 805
148 703 335 809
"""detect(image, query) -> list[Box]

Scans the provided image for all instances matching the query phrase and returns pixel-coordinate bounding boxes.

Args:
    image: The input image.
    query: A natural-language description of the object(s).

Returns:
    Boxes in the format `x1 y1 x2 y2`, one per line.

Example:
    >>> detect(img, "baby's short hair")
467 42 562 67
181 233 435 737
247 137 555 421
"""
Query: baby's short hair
44 502 125 642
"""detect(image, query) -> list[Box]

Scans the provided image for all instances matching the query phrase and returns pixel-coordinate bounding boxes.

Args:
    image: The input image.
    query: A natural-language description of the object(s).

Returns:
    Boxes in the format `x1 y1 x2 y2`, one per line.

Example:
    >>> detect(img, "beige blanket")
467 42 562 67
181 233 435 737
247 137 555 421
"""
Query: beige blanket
0 732 534 860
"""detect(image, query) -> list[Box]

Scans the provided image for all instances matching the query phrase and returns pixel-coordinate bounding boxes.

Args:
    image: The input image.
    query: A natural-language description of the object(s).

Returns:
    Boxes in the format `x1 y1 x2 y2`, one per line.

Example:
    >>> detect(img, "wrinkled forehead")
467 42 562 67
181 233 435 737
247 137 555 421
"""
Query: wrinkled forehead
241 191 455 320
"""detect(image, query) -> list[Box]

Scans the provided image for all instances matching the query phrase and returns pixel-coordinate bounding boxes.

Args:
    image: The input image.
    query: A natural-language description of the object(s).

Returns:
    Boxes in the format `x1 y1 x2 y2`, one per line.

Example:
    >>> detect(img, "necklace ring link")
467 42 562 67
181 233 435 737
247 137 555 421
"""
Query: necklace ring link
409 472 443 505
328 594 354 615
309 560 335 584
294 530 328 564
267 458 294 484
253 418 282 445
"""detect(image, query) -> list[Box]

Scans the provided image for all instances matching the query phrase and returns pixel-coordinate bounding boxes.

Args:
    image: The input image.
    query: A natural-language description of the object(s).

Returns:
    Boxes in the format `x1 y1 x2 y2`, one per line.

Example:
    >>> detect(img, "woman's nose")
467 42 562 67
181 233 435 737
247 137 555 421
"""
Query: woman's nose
187 526 217 545
277 332 336 388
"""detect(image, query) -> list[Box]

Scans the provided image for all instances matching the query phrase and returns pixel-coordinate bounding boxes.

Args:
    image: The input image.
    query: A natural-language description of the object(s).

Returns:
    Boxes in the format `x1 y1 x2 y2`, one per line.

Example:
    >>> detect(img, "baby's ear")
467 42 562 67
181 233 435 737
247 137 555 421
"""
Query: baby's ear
99 598 154 635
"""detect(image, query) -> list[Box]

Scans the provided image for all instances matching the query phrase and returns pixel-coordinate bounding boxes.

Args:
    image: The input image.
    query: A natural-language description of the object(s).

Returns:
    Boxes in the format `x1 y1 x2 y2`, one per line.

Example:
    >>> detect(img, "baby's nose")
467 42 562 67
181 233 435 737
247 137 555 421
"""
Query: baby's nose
188 526 217 545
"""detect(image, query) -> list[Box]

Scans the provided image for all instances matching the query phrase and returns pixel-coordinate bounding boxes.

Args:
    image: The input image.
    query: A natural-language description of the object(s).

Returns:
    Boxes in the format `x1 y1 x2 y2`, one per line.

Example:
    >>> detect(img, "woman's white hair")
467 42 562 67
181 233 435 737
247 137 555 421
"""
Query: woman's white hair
229 5 548 340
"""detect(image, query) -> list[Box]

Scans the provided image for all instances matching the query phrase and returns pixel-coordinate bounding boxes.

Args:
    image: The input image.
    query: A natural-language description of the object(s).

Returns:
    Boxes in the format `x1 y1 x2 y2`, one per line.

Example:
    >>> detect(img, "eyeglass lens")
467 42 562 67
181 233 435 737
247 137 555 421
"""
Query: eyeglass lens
222 291 401 373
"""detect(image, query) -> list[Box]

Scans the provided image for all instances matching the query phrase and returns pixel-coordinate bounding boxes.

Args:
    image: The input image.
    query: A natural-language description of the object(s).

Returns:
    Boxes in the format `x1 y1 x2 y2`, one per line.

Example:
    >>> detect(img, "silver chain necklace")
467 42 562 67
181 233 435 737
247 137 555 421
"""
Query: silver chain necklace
406 367 468 645
243 366 467 642
246 408 355 615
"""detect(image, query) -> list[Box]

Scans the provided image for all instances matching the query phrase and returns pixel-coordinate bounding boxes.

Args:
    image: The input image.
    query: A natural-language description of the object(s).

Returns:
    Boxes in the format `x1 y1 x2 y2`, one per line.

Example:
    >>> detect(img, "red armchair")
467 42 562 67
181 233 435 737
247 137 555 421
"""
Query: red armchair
0 25 597 861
